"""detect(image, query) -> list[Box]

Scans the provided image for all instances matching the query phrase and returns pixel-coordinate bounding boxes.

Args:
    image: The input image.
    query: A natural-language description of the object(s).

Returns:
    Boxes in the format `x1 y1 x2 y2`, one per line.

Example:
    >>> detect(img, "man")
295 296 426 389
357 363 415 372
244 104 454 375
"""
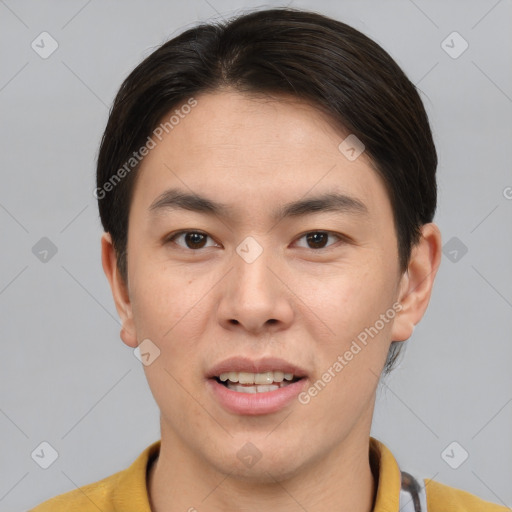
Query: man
31 7 508 512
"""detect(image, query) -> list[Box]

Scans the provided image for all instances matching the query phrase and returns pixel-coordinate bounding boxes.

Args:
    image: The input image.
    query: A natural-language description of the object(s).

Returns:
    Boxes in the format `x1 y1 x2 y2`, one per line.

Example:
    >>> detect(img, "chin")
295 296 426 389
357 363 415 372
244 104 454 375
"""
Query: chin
208 444 308 484
229 461 304 484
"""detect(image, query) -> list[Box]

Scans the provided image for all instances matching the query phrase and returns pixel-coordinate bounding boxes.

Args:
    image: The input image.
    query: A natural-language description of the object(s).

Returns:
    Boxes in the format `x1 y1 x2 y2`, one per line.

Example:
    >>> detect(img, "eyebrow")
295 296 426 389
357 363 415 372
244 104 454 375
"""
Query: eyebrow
148 187 368 221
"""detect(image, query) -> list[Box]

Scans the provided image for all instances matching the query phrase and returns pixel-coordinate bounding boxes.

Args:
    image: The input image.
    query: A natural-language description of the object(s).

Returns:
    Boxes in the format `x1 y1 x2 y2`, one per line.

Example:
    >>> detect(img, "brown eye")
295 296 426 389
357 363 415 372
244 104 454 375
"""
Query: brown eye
296 231 341 250
306 232 329 249
184 232 207 249
167 231 216 250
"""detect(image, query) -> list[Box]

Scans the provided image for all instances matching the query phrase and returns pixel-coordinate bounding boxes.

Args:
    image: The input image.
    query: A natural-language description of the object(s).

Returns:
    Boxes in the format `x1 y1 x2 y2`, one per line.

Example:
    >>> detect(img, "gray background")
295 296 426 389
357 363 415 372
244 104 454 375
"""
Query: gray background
1 0 511 510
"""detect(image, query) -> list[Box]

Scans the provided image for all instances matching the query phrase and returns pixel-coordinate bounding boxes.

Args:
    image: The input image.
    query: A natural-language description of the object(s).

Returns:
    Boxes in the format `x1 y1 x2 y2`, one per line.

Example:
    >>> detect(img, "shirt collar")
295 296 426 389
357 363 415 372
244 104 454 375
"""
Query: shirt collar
370 437 402 511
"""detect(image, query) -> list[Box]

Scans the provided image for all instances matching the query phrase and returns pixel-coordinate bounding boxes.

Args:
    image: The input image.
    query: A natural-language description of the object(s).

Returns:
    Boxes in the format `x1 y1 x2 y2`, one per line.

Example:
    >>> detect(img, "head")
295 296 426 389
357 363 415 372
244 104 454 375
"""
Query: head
98 8 441 481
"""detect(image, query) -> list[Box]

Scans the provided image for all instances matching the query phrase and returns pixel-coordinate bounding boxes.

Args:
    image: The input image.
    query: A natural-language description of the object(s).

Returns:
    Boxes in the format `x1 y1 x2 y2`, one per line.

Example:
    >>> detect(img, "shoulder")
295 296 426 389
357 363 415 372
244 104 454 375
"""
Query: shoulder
425 478 510 511
29 470 122 511
29 440 160 512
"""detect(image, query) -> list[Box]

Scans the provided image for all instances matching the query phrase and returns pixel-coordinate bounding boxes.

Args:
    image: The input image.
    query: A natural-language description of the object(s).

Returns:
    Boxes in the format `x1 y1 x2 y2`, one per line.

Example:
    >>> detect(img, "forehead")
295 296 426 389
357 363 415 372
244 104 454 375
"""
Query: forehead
131 90 391 222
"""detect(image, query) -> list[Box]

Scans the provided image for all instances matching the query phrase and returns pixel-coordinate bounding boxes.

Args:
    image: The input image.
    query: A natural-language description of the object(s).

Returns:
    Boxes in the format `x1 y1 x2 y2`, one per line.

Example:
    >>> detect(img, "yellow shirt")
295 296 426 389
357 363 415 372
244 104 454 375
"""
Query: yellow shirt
29 437 508 511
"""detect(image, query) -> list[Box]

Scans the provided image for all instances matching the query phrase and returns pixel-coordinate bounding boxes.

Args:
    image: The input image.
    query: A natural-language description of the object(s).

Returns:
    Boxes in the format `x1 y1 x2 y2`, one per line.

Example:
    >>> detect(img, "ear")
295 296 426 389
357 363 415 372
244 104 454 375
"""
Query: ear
391 223 442 342
101 232 138 348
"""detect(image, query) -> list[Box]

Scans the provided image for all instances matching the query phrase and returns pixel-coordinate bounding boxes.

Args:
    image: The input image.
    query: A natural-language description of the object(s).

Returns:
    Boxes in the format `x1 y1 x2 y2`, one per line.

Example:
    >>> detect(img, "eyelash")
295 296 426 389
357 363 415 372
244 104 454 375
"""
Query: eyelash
165 230 346 251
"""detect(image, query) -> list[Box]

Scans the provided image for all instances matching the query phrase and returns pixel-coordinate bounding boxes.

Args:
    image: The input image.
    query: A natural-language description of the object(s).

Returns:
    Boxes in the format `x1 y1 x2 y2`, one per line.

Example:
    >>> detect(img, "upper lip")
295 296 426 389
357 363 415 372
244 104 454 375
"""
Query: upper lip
207 356 308 379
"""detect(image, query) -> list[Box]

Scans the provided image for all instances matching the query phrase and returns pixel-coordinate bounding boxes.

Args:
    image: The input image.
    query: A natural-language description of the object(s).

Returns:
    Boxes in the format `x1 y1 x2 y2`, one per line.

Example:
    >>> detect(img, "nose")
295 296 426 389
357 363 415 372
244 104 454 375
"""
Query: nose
216 243 294 334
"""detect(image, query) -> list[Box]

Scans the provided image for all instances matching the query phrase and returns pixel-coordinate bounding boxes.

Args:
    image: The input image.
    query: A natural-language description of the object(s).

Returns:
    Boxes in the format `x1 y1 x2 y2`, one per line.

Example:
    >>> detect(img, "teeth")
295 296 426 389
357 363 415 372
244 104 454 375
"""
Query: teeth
272 371 284 383
239 372 256 384
218 370 296 384
226 381 292 393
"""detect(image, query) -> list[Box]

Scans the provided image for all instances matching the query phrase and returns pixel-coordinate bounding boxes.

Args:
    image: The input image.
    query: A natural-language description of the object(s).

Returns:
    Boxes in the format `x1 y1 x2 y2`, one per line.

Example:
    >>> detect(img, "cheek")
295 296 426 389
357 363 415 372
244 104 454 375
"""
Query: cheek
131 265 211 412
298 267 396 427
128 258 208 348
304 262 394 345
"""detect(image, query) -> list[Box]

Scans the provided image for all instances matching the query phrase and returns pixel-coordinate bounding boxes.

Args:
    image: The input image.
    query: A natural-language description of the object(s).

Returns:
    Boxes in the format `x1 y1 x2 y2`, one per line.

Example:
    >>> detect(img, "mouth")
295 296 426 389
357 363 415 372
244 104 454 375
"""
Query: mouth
206 357 308 415
214 371 303 393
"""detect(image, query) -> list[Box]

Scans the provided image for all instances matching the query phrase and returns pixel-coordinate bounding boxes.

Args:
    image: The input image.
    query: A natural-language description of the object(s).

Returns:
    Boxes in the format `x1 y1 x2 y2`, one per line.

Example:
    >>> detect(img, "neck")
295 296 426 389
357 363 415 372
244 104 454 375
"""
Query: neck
148 428 377 512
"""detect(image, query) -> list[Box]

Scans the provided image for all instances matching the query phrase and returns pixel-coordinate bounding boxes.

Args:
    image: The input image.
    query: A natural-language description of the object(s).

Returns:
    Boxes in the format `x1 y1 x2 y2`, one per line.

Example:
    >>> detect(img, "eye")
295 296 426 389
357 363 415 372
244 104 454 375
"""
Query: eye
166 230 346 251
295 231 343 250
166 231 219 250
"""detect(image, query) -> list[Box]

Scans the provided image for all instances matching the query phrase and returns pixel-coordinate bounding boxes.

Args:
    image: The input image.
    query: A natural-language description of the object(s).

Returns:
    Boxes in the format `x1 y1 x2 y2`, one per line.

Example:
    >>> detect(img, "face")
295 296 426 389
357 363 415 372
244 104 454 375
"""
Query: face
106 90 420 481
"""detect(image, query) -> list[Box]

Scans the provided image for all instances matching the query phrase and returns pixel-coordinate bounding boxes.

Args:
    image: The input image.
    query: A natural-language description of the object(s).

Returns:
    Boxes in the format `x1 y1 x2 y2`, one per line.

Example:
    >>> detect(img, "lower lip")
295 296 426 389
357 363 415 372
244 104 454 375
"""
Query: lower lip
207 378 307 415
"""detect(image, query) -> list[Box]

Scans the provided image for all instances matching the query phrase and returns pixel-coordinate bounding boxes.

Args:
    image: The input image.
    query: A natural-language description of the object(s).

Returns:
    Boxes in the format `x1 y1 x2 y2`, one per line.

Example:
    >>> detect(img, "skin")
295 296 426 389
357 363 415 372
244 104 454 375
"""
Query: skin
101 89 442 512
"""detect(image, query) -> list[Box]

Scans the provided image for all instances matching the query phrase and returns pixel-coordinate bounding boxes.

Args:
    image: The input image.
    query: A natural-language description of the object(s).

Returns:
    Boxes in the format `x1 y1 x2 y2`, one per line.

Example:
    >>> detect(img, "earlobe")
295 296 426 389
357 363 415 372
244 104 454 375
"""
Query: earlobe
101 232 138 348
391 223 442 342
